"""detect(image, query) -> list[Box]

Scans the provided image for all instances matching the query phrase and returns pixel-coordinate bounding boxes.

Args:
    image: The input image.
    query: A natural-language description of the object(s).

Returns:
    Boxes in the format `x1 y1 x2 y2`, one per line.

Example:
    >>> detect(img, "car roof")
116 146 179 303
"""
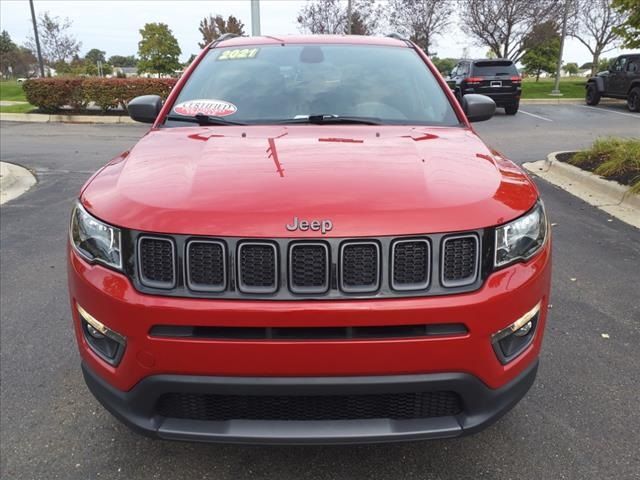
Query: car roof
213 35 409 49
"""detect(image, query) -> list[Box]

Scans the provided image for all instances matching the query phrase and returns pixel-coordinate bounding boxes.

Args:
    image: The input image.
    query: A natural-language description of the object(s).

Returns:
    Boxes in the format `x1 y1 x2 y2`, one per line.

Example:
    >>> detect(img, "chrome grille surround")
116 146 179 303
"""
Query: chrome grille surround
339 241 381 293
288 242 330 294
237 242 279 294
391 238 431 291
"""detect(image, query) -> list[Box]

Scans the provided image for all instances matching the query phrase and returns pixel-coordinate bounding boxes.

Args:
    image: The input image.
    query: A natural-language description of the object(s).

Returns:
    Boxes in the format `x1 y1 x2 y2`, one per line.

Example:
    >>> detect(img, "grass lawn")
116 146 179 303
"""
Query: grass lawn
521 78 586 99
0 80 28 102
0 103 36 113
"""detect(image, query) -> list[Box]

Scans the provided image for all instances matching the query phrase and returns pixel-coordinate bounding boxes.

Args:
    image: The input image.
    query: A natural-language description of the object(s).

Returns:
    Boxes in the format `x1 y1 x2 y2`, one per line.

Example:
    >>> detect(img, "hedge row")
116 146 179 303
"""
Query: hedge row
22 78 178 113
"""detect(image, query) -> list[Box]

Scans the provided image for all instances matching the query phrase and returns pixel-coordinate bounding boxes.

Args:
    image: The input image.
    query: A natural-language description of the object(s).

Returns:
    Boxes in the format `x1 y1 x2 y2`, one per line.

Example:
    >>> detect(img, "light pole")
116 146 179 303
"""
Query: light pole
251 0 261 36
29 0 45 77
551 0 571 95
347 0 352 34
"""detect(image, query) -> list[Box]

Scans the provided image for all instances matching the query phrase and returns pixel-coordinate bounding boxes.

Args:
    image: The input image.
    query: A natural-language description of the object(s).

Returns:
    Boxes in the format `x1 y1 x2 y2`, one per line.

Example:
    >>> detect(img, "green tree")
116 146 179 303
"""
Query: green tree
612 0 640 48
0 30 18 77
387 0 453 55
108 55 137 67
198 15 245 48
85 48 106 64
521 21 561 82
565 62 579 75
137 23 181 76
431 56 458 75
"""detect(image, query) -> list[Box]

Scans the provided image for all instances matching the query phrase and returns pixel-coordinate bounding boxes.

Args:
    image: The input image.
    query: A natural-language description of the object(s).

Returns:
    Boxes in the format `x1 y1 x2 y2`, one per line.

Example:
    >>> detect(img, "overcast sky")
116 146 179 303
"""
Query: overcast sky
0 0 633 66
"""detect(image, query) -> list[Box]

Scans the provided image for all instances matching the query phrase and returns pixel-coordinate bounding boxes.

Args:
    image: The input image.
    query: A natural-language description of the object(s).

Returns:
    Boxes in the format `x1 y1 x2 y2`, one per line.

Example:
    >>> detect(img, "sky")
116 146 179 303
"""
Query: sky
0 0 633 66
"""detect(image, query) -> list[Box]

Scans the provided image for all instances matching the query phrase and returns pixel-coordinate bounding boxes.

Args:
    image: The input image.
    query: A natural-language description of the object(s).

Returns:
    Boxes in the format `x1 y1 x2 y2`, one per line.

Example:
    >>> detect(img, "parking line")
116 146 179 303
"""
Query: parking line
580 105 640 119
519 110 553 122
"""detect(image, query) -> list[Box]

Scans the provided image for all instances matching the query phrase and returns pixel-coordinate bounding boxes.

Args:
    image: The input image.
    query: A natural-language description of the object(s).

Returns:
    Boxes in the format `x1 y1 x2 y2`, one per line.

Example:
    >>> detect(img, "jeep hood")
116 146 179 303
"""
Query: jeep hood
81 125 538 237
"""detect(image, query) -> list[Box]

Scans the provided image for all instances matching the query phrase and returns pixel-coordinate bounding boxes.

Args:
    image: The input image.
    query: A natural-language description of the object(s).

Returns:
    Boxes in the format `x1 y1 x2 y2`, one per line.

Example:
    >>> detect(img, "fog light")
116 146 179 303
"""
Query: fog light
514 321 532 337
77 304 126 366
492 302 541 364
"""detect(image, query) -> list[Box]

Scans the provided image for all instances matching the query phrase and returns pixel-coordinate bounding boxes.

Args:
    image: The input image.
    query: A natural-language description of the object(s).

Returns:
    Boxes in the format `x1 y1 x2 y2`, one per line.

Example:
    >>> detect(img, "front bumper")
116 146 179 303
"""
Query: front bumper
69 238 551 443
83 358 539 445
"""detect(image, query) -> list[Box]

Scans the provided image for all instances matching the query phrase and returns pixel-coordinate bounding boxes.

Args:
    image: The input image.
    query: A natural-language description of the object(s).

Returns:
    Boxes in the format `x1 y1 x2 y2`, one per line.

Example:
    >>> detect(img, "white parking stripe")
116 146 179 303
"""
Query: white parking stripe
519 110 553 122
580 105 640 119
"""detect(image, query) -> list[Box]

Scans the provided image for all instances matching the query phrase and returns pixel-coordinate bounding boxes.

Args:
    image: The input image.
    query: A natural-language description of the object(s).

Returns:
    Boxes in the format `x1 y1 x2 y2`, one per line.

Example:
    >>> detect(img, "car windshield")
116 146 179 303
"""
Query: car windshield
472 61 518 77
166 44 459 126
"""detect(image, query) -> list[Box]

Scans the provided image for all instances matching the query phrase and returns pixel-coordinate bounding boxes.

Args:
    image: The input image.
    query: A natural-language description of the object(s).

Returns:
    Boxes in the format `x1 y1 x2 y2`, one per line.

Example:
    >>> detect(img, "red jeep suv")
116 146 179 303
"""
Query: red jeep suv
68 35 551 444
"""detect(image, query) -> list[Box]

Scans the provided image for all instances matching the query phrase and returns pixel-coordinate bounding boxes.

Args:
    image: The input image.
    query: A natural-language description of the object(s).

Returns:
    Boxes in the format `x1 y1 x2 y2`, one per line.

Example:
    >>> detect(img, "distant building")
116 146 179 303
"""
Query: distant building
113 67 138 77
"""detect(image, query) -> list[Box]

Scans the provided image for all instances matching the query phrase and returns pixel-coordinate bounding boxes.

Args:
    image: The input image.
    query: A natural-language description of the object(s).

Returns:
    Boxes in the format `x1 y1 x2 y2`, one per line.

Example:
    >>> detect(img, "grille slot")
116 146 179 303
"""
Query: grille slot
289 243 329 294
156 390 462 421
441 235 479 287
391 239 430 290
340 242 380 293
237 243 278 294
186 240 226 292
138 236 175 288
150 323 468 340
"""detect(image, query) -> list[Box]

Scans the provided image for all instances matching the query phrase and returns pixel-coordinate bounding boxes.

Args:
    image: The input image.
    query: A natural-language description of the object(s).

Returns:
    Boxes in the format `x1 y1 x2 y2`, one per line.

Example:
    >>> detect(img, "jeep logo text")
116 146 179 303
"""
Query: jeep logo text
286 217 333 234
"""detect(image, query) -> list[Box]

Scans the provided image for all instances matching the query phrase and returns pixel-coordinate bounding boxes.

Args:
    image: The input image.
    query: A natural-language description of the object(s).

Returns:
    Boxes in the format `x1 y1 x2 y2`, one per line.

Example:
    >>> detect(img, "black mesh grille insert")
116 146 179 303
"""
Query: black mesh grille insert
139 237 174 287
442 236 477 285
393 240 430 289
341 243 379 292
156 391 462 421
187 241 225 290
290 244 328 292
239 243 277 292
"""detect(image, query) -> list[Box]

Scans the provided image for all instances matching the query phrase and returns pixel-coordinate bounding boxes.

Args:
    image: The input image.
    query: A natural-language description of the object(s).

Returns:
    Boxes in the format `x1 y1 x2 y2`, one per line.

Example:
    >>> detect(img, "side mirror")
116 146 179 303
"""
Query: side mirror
128 95 163 124
462 94 496 122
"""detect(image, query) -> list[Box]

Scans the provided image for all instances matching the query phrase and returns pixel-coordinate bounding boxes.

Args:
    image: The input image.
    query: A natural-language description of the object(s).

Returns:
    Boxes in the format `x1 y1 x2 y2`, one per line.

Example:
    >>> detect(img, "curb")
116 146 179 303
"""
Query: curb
0 112 137 124
0 161 37 205
519 98 623 105
523 152 639 229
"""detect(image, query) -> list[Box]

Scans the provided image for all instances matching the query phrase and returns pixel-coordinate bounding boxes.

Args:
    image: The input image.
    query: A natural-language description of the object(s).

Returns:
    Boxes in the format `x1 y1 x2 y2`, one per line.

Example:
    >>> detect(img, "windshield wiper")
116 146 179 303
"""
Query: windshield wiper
279 114 382 125
165 114 247 126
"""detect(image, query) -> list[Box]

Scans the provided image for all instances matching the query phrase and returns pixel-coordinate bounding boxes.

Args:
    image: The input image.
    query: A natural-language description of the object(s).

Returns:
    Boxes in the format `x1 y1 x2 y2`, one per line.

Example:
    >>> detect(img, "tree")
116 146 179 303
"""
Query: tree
459 0 559 62
108 55 137 67
0 32 37 78
521 21 561 81
26 12 81 64
431 56 458 75
570 0 628 76
565 62 579 75
0 30 17 77
297 0 381 35
137 23 181 76
387 0 454 56
612 0 640 49
85 48 106 65
198 15 245 48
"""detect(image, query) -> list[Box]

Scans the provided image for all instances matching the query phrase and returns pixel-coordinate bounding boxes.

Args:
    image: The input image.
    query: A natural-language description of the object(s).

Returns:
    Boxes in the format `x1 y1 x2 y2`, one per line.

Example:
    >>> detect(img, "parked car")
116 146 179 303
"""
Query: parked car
447 59 522 114
68 34 551 444
586 53 640 112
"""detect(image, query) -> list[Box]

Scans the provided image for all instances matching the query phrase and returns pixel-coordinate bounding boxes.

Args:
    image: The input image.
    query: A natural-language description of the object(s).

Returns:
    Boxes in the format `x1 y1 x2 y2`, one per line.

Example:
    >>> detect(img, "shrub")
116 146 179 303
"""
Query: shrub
22 78 83 113
20 77 178 113
570 138 640 194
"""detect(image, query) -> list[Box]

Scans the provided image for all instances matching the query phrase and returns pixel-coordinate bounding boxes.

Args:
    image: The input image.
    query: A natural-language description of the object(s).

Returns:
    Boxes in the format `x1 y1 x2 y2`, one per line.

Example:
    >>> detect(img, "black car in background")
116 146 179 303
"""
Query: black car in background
586 54 640 112
447 59 522 115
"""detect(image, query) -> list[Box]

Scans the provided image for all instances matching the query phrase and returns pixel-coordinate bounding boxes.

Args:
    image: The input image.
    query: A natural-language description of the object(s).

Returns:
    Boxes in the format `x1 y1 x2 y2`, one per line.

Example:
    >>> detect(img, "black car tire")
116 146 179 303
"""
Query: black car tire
586 83 601 106
627 87 640 112
505 103 519 115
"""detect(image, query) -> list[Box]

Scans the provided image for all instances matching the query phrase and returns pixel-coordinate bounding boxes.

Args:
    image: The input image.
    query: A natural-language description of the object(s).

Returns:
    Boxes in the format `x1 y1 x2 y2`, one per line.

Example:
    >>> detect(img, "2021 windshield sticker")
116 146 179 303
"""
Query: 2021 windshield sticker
217 48 259 61
173 99 237 117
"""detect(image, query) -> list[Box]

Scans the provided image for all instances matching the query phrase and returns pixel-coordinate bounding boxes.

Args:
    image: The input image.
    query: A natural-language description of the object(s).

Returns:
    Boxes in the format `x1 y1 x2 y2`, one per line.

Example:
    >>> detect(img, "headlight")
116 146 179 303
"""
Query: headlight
70 203 122 270
495 200 547 268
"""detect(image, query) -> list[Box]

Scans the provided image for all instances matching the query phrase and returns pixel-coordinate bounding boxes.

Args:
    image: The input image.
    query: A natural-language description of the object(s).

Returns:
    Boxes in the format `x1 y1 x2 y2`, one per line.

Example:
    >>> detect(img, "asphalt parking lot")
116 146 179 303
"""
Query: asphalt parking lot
1 103 639 480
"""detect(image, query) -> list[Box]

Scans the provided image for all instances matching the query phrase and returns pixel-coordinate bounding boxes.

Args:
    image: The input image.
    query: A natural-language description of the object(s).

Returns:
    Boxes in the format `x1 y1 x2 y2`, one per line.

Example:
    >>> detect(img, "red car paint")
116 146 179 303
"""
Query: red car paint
68 35 552 443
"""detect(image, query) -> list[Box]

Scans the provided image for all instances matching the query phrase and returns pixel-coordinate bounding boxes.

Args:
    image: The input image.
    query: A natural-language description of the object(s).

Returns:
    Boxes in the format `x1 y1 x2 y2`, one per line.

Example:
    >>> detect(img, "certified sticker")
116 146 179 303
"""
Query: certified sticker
173 99 237 117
